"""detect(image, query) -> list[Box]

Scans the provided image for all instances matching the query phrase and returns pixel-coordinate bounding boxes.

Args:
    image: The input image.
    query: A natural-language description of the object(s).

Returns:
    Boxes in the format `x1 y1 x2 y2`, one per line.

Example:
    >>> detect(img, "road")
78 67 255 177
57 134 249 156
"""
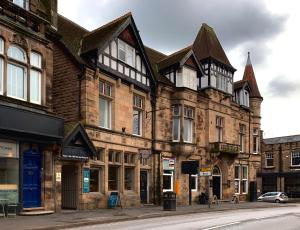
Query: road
69 204 300 230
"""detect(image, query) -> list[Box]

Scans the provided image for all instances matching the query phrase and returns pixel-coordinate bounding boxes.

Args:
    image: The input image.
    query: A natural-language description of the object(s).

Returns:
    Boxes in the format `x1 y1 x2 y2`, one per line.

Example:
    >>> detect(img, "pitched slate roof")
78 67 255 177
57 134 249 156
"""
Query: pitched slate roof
144 46 173 85
57 14 89 64
242 52 262 98
264 135 300 145
193 23 234 69
157 45 193 71
81 13 131 54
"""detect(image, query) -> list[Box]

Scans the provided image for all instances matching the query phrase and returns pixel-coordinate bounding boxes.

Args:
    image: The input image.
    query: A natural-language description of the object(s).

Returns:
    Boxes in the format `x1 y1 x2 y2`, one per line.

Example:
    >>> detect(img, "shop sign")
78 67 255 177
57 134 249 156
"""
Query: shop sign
56 172 62 182
199 166 212 177
0 140 18 158
83 168 90 193
163 158 175 170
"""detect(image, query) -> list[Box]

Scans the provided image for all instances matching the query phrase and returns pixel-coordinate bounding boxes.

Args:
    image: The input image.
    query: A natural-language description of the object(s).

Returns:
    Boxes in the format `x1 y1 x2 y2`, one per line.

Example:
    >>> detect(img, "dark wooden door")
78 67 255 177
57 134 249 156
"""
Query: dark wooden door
23 150 41 208
140 171 148 203
212 176 221 199
61 165 78 209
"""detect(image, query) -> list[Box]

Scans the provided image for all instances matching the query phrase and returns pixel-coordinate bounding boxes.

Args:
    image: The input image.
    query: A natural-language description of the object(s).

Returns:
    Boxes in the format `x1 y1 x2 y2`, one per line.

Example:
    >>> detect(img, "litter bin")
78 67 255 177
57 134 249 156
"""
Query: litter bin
163 192 176 211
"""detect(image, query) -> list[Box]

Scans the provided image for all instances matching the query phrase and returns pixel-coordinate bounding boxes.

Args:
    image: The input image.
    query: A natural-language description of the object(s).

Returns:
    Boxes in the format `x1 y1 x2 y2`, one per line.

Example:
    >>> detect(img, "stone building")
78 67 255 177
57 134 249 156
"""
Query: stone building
53 12 263 209
53 13 155 210
258 135 300 198
0 0 63 214
146 24 263 204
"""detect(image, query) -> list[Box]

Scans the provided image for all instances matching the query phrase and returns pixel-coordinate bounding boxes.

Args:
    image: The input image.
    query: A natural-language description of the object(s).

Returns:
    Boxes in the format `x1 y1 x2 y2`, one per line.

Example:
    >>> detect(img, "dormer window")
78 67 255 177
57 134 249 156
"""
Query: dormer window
11 0 28 10
240 89 249 107
118 39 135 67
176 66 197 90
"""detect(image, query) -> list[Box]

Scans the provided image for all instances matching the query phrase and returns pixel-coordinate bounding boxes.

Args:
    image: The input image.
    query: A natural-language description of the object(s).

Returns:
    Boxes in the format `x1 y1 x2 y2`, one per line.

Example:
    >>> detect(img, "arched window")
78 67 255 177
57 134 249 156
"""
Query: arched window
7 45 27 100
212 166 221 175
8 45 27 63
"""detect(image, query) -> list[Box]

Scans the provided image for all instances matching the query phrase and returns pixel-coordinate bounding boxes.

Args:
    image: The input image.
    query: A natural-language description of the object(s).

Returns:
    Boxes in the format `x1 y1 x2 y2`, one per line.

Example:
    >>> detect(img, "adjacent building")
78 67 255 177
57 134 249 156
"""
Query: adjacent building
0 0 64 213
258 135 300 198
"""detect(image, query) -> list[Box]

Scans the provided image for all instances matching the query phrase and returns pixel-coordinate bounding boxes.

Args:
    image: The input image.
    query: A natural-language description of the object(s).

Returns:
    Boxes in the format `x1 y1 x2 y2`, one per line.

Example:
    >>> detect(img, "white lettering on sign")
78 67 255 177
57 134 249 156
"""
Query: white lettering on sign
0 140 18 158
56 172 61 182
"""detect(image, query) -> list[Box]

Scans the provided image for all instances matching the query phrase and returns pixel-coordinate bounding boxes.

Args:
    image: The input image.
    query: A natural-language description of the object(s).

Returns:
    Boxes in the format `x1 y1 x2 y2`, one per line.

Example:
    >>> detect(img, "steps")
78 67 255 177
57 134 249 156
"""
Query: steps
19 207 54 216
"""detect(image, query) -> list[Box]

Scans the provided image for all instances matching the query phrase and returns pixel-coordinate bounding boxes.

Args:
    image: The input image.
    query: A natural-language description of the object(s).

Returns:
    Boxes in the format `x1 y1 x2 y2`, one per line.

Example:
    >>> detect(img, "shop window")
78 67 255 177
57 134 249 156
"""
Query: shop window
291 151 300 166
191 174 198 192
108 166 119 191
89 168 101 192
234 165 240 194
265 153 274 167
163 170 173 192
172 105 181 141
241 166 248 194
125 167 134 190
183 106 194 143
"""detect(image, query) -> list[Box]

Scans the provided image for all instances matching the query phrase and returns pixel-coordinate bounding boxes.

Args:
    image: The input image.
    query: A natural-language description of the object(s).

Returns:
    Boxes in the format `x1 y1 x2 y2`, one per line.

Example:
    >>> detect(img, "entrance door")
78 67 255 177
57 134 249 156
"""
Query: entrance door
61 165 78 209
140 171 148 203
212 176 221 199
23 149 41 208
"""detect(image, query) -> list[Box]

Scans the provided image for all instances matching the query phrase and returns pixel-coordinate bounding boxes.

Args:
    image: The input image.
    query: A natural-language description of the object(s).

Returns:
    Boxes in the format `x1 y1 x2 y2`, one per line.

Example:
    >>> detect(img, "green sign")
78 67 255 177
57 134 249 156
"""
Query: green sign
83 168 90 193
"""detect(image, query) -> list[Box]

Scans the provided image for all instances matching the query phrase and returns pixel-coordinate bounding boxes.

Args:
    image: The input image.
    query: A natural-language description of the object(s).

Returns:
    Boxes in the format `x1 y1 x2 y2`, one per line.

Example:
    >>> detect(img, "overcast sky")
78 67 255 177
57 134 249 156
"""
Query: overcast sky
58 0 300 138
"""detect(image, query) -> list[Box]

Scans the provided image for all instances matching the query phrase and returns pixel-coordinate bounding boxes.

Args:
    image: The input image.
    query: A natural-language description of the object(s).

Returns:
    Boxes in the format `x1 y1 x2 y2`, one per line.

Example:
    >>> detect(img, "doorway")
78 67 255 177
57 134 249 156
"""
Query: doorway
61 165 78 209
212 166 222 199
23 149 41 208
140 171 148 203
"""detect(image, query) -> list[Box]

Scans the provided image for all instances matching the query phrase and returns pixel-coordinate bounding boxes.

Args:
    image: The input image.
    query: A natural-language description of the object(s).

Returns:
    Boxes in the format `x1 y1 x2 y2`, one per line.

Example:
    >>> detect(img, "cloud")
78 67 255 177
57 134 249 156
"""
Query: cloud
267 75 300 97
58 0 288 64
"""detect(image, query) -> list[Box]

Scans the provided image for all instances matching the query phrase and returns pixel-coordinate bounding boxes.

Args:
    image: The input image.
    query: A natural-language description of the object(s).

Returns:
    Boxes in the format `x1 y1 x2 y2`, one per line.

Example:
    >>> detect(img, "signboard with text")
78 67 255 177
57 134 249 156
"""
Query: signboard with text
199 166 212 177
163 158 175 170
0 140 18 158
83 168 90 193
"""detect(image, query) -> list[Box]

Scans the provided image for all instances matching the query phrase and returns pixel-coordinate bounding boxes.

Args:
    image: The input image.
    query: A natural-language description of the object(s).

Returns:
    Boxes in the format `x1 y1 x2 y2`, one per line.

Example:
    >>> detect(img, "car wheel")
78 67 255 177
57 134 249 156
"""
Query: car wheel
275 199 280 203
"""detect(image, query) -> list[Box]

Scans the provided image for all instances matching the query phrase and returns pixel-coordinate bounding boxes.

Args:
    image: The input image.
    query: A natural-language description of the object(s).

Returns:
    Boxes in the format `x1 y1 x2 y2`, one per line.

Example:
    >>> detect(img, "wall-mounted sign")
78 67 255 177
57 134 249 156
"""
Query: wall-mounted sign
56 172 61 182
163 158 175 170
199 166 212 177
0 140 18 158
83 168 90 193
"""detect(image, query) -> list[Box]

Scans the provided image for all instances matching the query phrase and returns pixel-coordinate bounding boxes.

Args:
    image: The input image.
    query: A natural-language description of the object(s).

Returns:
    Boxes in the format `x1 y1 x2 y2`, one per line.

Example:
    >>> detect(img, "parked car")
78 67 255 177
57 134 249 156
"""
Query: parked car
258 192 288 203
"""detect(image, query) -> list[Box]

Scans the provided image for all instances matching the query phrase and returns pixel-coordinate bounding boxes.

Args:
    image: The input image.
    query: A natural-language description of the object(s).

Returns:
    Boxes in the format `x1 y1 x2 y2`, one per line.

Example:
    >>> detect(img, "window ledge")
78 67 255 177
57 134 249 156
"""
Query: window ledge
264 166 275 169
290 165 300 169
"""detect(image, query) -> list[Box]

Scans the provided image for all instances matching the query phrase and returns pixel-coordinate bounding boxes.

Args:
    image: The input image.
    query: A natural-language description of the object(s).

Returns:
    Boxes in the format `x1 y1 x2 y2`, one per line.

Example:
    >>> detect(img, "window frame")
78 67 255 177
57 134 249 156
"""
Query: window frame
241 165 248 194
183 106 194 143
191 174 198 192
118 39 136 68
239 124 246 152
265 153 274 167
253 128 259 154
291 151 300 166
89 167 101 193
234 165 240 194
7 62 27 101
99 80 113 129
216 116 224 142
163 170 174 192
133 94 144 136
172 105 181 142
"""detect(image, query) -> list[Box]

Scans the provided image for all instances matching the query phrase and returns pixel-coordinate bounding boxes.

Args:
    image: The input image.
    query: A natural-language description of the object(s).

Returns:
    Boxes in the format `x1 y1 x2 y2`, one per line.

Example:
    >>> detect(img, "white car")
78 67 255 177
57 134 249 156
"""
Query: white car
258 192 288 203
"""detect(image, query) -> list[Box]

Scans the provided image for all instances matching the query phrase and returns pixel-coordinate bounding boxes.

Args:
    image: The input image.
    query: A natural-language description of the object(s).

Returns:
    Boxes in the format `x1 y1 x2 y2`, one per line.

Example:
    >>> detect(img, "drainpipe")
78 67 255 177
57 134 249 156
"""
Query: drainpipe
77 65 85 122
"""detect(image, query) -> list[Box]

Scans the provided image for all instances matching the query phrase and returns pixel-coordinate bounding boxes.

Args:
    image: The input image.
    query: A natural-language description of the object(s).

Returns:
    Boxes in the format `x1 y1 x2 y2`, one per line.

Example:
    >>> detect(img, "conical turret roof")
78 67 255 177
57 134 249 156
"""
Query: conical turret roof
243 52 262 98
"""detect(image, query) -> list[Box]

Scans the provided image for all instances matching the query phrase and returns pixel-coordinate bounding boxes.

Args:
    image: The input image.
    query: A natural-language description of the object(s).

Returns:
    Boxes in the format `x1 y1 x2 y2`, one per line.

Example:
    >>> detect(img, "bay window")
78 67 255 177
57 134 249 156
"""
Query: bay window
133 94 144 136
183 106 194 143
172 105 181 141
99 80 112 129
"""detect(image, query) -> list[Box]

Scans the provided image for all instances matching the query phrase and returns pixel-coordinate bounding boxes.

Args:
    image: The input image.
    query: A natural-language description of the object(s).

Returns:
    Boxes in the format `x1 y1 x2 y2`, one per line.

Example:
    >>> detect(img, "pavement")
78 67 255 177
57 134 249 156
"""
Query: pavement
0 202 296 230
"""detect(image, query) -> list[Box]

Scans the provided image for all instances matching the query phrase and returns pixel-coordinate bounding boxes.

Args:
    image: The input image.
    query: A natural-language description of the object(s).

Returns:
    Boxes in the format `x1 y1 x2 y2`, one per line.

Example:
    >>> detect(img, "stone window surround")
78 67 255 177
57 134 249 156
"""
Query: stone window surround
0 37 45 105
132 94 144 137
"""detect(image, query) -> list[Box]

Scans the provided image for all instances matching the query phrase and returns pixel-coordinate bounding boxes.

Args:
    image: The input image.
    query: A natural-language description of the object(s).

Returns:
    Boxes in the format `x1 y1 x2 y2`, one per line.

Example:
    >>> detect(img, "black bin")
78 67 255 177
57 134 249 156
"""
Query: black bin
163 192 176 211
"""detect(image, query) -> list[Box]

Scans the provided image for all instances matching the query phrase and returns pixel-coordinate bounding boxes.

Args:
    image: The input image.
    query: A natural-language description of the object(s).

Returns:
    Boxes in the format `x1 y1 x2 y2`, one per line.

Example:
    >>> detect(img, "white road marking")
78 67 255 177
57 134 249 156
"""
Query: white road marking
202 221 241 230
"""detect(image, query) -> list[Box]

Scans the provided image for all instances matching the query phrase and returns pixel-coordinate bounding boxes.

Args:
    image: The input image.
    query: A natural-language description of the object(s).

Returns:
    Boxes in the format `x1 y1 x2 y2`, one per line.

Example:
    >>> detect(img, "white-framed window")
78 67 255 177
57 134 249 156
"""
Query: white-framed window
240 89 249 107
12 0 28 9
191 174 198 192
216 116 224 142
291 151 300 166
163 170 173 192
172 105 181 142
30 52 42 68
239 124 246 152
133 94 144 136
8 45 26 62
89 167 102 193
7 63 27 100
118 39 135 67
241 166 248 194
0 57 3 95
234 165 240 194
99 80 112 129
182 66 197 90
265 153 274 167
253 128 259 154
30 70 41 104
183 106 194 143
